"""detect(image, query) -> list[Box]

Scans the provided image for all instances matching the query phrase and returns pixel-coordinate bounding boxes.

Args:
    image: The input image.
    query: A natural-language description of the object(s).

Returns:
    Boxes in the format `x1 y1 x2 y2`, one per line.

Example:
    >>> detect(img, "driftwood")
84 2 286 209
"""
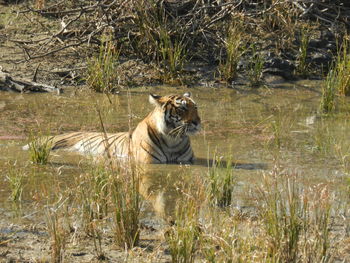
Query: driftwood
0 71 62 94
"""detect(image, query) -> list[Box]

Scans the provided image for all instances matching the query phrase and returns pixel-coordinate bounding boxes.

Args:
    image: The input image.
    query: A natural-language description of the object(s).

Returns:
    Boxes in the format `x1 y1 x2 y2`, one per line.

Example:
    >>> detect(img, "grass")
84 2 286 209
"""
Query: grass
133 1 188 84
320 68 337 114
257 169 332 262
320 35 350 113
269 113 285 150
158 27 187 83
28 132 52 165
86 32 120 93
207 155 235 207
75 164 110 235
165 196 200 263
296 26 310 77
72 159 141 249
1 149 345 262
110 162 141 249
248 45 265 87
45 202 68 263
310 121 335 156
334 36 350 96
6 165 24 203
219 21 245 83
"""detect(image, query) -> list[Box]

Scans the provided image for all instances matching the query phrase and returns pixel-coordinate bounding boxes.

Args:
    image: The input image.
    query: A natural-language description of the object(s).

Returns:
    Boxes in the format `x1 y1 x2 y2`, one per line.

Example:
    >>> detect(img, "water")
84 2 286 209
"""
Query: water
0 82 349 219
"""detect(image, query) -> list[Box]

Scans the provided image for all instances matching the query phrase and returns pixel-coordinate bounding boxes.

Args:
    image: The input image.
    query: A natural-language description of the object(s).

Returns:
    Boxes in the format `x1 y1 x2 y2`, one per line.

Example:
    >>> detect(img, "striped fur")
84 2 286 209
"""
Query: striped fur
27 93 201 164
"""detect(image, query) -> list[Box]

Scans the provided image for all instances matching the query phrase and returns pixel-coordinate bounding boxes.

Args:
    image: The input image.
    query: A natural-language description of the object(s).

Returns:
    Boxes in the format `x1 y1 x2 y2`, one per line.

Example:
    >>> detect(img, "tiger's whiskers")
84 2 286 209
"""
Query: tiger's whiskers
169 125 187 138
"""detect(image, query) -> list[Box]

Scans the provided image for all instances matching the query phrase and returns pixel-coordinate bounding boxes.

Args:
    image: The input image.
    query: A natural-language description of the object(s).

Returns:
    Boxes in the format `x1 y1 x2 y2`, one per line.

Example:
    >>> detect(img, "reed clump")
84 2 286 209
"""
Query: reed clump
334 36 350 96
86 33 120 93
6 164 25 203
165 197 201 263
320 36 350 113
248 45 265 87
75 164 110 236
320 68 337 114
257 169 332 262
219 21 245 83
110 161 141 249
296 26 310 77
207 156 235 207
45 205 68 263
28 134 52 165
73 160 141 249
133 0 188 83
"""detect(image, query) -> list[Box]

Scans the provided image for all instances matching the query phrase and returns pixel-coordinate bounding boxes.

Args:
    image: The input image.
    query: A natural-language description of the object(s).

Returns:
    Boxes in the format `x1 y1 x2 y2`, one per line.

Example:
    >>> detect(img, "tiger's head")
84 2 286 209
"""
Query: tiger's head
149 92 201 138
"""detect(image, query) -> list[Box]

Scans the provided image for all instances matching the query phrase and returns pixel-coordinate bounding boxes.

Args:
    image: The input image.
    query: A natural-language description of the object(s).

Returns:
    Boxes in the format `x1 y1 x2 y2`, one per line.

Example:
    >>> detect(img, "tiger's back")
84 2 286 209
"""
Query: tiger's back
49 131 130 158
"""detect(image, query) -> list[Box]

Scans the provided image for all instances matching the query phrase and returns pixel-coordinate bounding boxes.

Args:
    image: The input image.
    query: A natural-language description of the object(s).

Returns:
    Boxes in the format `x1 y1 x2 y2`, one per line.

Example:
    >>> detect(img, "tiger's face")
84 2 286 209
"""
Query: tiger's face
149 92 201 138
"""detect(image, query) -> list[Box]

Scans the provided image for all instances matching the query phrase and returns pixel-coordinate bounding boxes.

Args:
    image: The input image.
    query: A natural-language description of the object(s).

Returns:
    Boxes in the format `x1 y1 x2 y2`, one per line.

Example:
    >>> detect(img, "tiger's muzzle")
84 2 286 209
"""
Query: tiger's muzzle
186 119 201 135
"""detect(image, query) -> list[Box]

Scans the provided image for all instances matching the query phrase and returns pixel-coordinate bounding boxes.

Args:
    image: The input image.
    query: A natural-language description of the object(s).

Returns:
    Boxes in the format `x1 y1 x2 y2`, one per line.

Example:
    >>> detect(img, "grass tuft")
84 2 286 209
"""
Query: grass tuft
296 26 310 77
320 68 336 114
86 33 120 93
207 155 235 207
165 197 200 263
257 169 332 262
219 21 245 83
6 165 24 203
334 36 350 96
110 162 141 249
248 45 265 87
28 133 52 165
158 27 187 83
45 206 68 263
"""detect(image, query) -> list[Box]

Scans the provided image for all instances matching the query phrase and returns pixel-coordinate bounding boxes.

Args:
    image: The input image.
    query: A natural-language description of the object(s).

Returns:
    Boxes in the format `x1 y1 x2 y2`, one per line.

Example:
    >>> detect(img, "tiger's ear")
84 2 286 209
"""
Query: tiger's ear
149 94 162 106
183 92 191 98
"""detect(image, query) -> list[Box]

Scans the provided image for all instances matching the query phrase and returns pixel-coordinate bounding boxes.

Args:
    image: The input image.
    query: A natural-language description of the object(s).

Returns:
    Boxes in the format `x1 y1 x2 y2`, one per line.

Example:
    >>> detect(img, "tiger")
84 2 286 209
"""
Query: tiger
24 92 201 164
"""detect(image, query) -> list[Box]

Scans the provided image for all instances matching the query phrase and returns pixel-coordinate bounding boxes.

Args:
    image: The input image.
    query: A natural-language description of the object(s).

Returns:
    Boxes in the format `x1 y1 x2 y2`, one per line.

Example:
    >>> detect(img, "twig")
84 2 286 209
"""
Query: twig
32 63 41 82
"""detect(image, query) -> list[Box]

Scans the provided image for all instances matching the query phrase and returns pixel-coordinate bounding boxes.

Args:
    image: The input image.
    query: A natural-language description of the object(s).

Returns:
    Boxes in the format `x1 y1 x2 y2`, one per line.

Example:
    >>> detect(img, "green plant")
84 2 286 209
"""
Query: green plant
335 36 350 96
260 1 299 51
296 26 310 77
28 133 52 165
134 1 188 83
110 163 141 249
207 156 235 207
77 164 110 235
159 26 187 82
6 167 24 203
310 122 335 156
248 45 265 87
270 116 283 149
86 33 120 93
320 68 336 114
219 22 245 83
45 207 68 263
165 197 200 263
257 170 332 262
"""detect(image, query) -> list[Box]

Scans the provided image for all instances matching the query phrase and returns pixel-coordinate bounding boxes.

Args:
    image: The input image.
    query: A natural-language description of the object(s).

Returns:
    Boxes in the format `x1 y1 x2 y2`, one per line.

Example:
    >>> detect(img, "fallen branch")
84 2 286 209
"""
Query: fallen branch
0 70 62 94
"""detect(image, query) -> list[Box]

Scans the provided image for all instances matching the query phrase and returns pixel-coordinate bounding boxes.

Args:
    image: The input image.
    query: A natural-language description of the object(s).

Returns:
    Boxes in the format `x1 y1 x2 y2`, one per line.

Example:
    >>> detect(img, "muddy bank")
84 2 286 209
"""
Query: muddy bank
0 1 349 92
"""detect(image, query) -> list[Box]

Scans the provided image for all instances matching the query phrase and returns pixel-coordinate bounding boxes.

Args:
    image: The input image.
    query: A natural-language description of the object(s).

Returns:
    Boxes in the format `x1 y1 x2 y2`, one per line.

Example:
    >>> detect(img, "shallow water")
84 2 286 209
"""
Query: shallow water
1 82 349 219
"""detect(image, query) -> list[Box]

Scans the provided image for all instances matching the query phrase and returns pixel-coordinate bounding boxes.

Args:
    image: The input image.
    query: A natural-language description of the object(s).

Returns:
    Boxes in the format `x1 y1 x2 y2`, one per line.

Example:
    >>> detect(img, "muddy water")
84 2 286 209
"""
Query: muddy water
0 82 349 220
